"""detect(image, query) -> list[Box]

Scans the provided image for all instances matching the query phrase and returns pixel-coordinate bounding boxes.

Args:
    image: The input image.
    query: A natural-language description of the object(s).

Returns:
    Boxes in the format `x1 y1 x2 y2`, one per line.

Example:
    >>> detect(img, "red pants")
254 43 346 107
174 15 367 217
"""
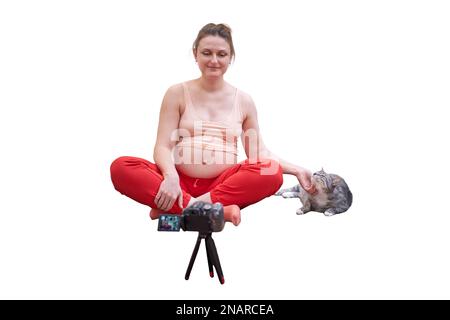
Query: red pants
110 156 283 214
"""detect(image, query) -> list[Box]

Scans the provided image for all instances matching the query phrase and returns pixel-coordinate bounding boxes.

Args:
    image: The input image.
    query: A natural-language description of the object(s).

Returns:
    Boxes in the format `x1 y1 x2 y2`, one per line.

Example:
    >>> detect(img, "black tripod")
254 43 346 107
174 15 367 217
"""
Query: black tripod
185 232 225 284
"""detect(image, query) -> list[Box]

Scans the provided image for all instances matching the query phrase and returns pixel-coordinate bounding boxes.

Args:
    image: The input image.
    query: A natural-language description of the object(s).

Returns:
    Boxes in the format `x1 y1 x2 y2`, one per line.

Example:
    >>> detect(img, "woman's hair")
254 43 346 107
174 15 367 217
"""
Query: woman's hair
192 23 235 61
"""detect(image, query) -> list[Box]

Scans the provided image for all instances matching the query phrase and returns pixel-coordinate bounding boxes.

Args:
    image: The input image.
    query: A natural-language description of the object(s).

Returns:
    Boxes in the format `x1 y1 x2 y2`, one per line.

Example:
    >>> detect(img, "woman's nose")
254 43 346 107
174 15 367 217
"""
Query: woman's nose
210 54 218 63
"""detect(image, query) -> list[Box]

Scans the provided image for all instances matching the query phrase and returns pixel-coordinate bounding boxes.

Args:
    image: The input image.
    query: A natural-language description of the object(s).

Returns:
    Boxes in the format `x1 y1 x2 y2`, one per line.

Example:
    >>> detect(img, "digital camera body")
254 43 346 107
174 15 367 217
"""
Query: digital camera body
157 201 225 233
181 201 225 233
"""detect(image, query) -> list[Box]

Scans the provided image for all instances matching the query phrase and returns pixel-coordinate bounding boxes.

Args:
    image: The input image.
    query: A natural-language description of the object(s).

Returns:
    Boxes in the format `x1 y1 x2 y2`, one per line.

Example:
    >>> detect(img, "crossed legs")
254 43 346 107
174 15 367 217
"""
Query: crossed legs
110 157 283 226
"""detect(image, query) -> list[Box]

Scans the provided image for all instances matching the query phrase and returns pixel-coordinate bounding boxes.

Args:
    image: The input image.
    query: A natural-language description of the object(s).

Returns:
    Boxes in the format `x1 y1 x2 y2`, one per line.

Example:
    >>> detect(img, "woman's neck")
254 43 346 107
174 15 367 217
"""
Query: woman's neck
197 76 226 92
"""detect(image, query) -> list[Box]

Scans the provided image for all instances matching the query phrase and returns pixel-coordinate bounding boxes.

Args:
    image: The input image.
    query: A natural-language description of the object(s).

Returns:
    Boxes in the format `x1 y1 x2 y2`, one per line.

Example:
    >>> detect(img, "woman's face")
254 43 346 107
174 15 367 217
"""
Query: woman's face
194 35 231 78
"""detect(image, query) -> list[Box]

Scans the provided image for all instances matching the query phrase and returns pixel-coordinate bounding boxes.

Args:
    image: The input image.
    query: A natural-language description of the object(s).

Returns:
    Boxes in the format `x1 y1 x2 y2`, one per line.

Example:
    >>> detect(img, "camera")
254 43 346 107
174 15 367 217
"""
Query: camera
181 201 225 233
157 201 225 233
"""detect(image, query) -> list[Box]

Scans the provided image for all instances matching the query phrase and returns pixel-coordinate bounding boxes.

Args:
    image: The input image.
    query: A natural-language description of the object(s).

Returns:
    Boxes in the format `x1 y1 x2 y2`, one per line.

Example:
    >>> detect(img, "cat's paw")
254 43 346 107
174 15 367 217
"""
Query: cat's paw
280 192 298 198
296 208 306 215
324 209 336 217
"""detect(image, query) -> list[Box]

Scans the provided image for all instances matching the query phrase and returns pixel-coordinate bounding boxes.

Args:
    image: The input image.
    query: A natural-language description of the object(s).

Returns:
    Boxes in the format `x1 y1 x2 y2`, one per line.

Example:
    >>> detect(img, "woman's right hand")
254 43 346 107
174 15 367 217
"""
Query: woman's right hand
296 167 317 195
155 175 184 211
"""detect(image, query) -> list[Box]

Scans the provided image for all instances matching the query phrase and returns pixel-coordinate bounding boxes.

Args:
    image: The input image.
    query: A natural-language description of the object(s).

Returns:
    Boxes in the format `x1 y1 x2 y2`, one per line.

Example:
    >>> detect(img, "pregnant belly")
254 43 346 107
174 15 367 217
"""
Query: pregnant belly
174 145 238 178
175 163 236 178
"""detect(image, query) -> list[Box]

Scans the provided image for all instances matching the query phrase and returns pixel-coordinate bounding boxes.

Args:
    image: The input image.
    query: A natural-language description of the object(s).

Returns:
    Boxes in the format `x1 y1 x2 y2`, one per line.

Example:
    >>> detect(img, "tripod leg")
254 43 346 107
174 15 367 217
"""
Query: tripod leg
206 238 214 278
185 234 203 280
206 235 225 284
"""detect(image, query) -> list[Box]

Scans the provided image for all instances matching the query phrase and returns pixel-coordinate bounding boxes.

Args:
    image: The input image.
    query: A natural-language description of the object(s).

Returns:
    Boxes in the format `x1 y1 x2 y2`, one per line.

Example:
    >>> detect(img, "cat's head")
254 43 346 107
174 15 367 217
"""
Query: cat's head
311 168 336 193
312 168 350 194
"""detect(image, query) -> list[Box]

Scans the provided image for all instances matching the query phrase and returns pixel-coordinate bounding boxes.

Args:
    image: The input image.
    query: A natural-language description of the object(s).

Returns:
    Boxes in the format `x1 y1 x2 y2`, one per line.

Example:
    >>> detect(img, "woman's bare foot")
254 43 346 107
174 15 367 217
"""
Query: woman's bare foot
224 205 241 226
149 208 164 220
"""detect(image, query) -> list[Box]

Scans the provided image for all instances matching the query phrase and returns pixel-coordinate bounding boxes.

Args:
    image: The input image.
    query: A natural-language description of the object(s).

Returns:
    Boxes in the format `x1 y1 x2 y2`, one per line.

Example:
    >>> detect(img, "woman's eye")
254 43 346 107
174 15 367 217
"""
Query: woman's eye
202 52 210 55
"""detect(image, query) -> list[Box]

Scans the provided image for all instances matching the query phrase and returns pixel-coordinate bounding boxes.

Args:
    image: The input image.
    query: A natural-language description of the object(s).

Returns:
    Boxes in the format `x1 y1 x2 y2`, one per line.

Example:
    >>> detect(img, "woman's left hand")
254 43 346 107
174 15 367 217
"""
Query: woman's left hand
296 167 317 195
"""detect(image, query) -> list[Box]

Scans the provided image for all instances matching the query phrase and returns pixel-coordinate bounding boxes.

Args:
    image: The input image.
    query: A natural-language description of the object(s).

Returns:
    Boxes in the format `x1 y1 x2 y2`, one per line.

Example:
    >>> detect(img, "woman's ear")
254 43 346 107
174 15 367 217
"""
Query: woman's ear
193 49 197 60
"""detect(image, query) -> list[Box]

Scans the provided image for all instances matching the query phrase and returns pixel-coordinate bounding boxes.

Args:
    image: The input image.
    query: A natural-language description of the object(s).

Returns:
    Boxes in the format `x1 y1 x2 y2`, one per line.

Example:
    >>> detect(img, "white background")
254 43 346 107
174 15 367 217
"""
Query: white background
1 0 449 299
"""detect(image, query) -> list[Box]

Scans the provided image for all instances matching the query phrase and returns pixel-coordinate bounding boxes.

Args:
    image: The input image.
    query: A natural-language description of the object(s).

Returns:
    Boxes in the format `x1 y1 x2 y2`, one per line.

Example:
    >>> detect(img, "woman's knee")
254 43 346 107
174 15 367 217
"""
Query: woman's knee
110 156 133 190
111 156 128 176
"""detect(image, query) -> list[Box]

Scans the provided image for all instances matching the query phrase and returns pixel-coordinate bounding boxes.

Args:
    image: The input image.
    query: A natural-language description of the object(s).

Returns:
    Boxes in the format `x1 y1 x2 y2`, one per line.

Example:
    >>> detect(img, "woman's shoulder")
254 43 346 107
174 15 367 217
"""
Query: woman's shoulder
237 88 253 104
165 82 185 96
234 86 256 114
159 83 186 113
163 82 188 108
166 79 199 96
226 82 251 103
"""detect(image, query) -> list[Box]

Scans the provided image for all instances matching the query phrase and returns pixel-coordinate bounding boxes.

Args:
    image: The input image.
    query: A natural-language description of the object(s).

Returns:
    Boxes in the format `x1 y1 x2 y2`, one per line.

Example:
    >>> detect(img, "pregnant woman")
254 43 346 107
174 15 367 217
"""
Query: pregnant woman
110 23 316 226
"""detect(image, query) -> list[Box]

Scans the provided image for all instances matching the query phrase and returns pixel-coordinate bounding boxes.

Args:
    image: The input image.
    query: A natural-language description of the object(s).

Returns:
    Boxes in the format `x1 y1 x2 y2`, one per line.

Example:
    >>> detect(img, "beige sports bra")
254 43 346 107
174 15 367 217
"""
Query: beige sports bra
176 82 244 157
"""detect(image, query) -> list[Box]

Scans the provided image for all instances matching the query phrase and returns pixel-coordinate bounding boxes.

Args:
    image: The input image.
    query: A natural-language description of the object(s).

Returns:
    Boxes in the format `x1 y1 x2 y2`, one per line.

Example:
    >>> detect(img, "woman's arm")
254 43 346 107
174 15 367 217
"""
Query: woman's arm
153 85 181 177
153 84 184 210
240 93 316 194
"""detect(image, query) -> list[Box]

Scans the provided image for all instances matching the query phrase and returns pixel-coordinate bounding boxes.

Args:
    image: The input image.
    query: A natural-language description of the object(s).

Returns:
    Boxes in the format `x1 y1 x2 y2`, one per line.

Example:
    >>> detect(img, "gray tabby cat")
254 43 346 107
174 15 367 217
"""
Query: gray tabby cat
275 169 352 216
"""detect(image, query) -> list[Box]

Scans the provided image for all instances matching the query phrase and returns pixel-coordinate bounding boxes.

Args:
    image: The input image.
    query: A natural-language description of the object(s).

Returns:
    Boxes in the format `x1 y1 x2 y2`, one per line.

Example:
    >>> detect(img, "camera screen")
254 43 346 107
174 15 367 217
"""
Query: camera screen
157 214 181 232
